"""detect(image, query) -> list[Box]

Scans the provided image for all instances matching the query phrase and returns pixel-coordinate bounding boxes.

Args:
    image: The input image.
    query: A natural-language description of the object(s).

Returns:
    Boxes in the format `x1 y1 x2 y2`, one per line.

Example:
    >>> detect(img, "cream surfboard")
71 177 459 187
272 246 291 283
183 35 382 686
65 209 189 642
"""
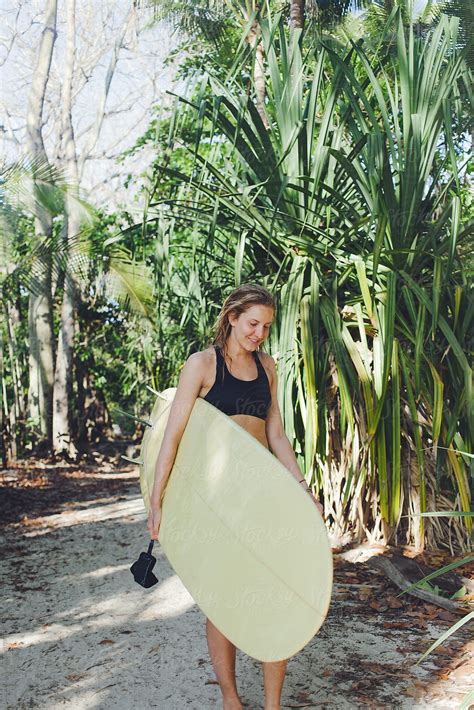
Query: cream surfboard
139 387 333 662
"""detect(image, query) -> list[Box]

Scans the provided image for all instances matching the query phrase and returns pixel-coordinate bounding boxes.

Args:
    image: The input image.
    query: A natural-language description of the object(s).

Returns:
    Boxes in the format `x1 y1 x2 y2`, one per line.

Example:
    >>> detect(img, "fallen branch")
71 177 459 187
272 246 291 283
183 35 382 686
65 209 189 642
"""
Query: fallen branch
367 556 464 612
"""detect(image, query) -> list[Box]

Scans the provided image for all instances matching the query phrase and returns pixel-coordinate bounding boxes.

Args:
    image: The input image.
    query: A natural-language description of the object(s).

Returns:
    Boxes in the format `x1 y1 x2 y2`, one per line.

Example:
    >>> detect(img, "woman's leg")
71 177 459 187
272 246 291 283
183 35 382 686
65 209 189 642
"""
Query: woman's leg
206 617 243 709
262 659 288 710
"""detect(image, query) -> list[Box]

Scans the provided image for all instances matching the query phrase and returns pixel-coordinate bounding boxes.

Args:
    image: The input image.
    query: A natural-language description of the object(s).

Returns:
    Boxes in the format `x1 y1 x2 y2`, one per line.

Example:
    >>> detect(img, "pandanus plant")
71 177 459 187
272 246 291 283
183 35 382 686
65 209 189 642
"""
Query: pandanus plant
143 10 472 551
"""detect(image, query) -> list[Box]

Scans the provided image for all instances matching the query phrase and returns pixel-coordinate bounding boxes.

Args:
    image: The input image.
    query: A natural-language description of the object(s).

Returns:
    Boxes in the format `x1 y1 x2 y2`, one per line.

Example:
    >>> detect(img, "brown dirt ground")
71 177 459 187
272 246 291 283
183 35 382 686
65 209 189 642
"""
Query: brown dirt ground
1 458 473 709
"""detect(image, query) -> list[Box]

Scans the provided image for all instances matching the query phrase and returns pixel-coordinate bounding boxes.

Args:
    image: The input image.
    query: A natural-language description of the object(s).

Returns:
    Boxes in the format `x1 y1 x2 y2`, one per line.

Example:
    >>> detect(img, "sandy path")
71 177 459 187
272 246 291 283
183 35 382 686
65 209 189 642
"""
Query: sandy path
1 465 472 709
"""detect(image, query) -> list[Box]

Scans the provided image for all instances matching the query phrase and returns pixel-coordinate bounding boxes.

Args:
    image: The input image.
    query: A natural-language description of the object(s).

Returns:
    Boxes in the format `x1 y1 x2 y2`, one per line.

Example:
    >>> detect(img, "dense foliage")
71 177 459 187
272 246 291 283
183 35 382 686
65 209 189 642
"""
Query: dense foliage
120 9 473 550
1 2 472 552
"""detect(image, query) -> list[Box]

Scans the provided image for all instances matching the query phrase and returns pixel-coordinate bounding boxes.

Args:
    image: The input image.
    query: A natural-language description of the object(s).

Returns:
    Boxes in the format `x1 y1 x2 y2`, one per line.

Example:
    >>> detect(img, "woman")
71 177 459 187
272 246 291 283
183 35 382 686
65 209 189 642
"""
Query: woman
147 283 324 710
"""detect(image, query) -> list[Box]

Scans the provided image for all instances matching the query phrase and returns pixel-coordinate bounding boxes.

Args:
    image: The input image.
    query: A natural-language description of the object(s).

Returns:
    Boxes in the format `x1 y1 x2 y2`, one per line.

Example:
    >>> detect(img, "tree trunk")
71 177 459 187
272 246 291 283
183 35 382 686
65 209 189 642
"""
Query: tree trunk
74 314 87 444
6 300 24 419
53 269 78 457
53 3 133 456
0 320 8 467
26 0 58 448
53 0 79 457
290 0 305 30
5 300 23 461
27 263 55 446
247 21 269 128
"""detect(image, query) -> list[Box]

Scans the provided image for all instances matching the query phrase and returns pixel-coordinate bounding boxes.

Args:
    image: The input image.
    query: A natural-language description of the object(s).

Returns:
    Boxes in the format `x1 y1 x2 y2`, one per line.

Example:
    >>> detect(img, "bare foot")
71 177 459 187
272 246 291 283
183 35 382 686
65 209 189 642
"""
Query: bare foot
223 695 244 710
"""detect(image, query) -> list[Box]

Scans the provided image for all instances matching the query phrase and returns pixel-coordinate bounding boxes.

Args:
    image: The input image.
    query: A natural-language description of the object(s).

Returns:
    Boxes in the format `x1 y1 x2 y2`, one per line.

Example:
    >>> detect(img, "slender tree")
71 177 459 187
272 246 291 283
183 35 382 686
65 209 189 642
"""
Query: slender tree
290 0 305 29
52 0 80 457
25 0 58 448
52 3 136 456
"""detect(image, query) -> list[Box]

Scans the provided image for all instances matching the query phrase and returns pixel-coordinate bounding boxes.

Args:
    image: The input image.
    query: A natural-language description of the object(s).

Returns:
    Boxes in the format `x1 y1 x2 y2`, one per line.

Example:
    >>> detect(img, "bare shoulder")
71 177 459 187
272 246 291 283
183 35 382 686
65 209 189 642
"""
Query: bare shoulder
182 348 212 372
180 347 215 392
189 346 215 364
181 347 215 377
258 350 276 367
200 345 216 360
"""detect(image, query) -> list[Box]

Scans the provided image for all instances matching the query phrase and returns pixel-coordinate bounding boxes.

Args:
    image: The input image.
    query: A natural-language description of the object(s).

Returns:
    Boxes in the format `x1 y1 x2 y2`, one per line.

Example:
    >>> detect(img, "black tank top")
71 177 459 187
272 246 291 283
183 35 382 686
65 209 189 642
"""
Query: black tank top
202 345 271 420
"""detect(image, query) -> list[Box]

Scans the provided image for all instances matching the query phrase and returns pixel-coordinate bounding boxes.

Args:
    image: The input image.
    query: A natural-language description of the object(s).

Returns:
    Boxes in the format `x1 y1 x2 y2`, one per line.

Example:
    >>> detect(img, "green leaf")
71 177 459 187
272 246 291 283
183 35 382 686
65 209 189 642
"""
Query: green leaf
416 611 474 664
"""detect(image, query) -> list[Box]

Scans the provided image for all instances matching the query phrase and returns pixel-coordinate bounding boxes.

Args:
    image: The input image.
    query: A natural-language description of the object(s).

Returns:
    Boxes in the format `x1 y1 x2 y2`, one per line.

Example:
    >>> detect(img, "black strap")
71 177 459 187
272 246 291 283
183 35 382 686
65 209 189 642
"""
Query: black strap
215 345 225 382
147 540 155 555
253 349 263 371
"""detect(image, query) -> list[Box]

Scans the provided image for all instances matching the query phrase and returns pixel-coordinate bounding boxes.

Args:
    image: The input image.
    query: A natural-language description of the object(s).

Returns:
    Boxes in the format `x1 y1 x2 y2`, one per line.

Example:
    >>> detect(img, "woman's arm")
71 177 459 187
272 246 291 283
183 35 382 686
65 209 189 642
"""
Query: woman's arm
263 354 323 515
147 352 206 538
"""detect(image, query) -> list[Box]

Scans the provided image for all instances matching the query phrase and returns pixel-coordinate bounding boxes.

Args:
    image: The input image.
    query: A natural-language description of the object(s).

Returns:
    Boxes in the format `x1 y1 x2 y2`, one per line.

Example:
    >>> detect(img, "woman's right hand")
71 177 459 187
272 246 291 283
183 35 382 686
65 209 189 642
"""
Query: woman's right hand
147 502 162 540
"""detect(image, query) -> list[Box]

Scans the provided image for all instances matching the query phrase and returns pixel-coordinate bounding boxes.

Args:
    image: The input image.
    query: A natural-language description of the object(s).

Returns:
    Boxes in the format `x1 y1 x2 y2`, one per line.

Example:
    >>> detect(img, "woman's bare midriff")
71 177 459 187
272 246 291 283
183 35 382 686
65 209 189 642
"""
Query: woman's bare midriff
228 414 269 449
197 399 269 449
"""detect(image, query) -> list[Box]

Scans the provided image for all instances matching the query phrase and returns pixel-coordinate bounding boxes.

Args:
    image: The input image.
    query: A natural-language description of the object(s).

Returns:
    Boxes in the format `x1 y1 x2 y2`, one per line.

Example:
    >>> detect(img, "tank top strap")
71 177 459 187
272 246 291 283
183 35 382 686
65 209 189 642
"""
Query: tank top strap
214 345 224 378
253 349 265 375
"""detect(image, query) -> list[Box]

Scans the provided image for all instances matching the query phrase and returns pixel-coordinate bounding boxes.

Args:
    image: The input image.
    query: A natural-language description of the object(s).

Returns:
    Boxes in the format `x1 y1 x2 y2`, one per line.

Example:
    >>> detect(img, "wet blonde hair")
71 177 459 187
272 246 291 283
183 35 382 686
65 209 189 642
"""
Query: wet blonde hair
210 284 275 371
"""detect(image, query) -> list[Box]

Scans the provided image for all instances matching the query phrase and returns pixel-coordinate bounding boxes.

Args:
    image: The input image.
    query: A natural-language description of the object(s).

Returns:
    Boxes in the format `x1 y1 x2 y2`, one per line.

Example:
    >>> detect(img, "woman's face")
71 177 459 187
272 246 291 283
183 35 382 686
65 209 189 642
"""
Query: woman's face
229 304 274 350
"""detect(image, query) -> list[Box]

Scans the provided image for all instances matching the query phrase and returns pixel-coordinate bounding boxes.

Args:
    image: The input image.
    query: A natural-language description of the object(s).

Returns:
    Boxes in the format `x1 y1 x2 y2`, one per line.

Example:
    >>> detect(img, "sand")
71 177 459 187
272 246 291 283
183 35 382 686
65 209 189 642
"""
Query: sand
1 464 472 709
